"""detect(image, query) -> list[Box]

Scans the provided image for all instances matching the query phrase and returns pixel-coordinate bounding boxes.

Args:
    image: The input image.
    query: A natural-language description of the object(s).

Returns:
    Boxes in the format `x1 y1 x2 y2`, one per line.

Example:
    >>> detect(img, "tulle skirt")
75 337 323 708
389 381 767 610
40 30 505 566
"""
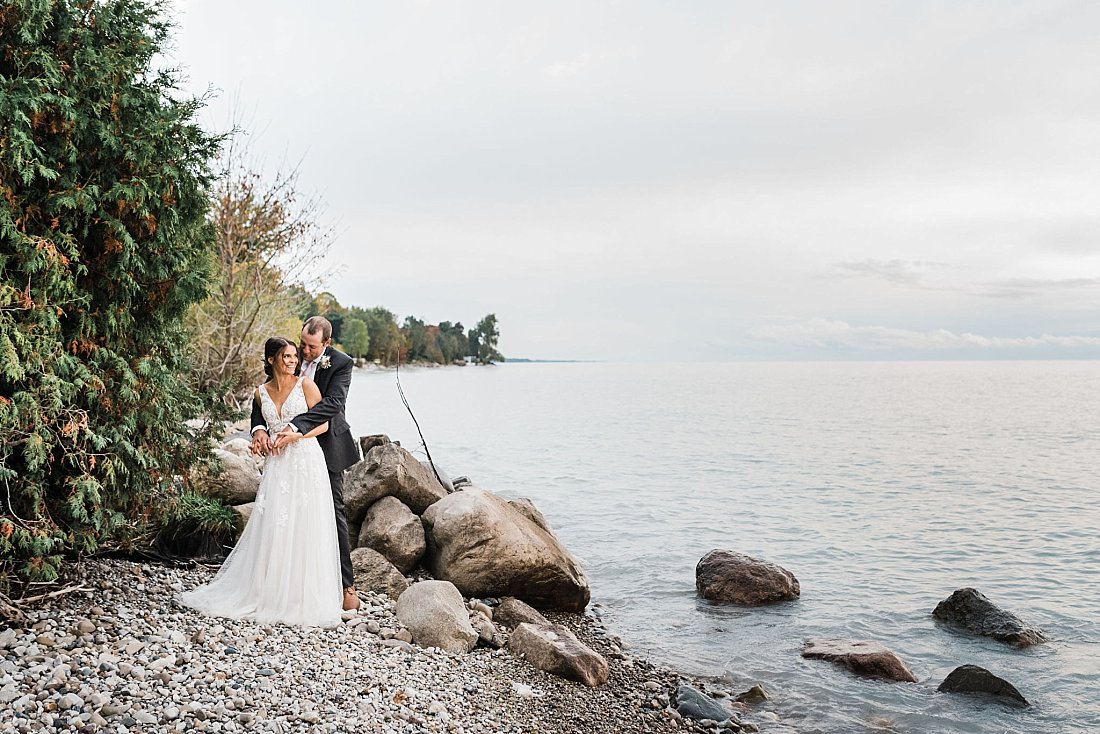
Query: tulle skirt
178 437 343 627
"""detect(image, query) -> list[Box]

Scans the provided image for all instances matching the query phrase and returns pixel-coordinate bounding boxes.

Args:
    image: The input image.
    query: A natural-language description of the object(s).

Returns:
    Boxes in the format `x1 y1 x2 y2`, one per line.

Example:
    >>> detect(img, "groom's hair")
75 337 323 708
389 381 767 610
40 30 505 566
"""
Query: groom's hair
263 337 299 378
303 315 332 342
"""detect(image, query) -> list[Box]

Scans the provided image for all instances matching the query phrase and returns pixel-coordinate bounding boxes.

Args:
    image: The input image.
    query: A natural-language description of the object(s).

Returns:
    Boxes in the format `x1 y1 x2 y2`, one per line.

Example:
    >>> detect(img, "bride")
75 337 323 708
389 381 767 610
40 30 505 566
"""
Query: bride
178 337 343 627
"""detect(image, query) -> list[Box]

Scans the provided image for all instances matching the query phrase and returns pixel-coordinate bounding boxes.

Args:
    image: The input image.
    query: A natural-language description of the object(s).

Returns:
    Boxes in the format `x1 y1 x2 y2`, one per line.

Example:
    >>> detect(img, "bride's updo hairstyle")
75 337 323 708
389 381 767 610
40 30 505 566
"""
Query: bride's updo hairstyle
263 337 299 378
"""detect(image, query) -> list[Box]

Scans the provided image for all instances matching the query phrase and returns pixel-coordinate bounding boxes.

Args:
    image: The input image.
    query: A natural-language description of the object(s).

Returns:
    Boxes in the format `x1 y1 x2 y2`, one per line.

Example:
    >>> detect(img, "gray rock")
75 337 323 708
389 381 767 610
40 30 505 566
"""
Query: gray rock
508 622 609 686
420 460 454 492
932 588 1046 648
358 496 426 573
233 502 254 524
937 664 1029 706
674 685 730 723
507 498 552 533
358 434 391 457
493 597 550 629
421 488 590 611
350 547 410 601
344 443 448 521
735 684 769 703
469 611 503 648
191 448 260 505
696 550 800 606
395 581 478 653
801 639 918 683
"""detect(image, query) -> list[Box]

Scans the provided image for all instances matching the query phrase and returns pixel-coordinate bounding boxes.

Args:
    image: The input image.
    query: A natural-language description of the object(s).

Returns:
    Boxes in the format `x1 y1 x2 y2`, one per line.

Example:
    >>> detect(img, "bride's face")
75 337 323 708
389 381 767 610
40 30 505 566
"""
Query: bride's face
275 344 299 375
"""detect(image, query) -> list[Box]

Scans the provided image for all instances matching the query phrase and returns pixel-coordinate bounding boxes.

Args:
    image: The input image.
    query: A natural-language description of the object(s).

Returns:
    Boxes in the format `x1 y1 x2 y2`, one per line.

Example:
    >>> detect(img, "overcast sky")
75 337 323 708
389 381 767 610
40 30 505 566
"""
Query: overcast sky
171 1 1100 360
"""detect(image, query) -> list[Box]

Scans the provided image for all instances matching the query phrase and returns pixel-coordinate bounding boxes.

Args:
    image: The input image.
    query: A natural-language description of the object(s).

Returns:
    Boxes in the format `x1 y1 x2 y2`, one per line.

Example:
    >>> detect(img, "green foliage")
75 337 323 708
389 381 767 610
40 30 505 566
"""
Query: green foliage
158 490 239 540
341 318 369 360
469 314 504 363
0 0 225 583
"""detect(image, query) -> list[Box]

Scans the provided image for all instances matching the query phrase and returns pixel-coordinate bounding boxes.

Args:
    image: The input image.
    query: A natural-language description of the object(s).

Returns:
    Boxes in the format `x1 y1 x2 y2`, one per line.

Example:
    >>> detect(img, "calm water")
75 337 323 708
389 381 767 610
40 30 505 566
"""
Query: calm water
346 361 1100 733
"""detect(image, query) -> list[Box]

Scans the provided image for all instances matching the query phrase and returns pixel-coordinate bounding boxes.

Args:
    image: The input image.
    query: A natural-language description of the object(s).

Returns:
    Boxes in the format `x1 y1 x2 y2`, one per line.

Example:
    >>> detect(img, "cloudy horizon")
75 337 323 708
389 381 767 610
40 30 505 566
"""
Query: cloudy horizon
172 0 1100 361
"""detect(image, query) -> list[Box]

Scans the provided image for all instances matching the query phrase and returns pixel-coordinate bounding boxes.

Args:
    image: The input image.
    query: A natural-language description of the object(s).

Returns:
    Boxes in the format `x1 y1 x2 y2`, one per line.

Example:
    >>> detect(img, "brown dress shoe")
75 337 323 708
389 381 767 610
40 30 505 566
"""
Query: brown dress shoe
342 587 360 611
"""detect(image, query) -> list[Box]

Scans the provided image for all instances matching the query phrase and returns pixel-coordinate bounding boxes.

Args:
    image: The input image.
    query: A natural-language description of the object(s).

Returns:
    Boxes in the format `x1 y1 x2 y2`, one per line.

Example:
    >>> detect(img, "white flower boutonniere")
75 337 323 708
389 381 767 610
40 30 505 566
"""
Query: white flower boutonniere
318 355 332 370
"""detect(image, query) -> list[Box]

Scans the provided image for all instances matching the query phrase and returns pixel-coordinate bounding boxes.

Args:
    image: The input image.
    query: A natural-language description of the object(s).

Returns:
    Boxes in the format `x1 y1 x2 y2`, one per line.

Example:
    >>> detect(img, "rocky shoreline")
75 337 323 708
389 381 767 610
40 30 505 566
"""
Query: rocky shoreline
0 558 783 734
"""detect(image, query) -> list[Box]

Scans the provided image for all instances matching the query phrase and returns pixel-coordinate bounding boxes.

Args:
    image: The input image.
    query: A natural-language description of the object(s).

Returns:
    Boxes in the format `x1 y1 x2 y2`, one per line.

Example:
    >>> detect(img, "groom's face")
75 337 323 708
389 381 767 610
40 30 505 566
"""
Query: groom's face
300 328 331 363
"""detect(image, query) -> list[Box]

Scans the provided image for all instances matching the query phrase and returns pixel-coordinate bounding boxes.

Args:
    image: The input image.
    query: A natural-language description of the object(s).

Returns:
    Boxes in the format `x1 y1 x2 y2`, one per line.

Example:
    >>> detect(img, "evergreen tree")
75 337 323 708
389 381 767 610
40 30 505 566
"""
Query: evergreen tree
470 314 504 364
0 0 223 583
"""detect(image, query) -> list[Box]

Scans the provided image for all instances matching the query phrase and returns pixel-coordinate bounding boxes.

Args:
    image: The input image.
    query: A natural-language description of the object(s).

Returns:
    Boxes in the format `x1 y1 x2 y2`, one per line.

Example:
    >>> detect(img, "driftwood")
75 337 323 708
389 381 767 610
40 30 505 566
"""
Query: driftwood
0 592 28 626
16 584 92 605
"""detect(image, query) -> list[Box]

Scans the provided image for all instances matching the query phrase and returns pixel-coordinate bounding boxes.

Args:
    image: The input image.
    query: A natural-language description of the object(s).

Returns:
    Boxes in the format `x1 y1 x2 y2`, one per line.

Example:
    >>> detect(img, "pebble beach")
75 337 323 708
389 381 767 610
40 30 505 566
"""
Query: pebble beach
0 559 781 734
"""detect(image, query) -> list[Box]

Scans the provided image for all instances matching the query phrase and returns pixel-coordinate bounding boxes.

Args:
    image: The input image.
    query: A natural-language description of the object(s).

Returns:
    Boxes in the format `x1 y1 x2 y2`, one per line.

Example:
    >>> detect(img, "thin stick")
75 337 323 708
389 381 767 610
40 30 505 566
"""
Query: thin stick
16 584 93 605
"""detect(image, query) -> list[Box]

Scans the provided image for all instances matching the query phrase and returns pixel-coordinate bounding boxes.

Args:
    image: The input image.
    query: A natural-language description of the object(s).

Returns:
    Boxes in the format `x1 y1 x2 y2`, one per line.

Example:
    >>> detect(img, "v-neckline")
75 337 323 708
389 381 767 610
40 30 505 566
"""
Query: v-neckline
264 379 299 419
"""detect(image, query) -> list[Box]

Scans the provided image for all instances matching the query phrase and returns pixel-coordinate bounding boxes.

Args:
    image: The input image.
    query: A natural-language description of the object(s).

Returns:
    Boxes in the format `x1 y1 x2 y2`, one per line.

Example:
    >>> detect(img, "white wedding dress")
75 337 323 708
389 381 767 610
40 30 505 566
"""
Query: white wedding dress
178 378 343 627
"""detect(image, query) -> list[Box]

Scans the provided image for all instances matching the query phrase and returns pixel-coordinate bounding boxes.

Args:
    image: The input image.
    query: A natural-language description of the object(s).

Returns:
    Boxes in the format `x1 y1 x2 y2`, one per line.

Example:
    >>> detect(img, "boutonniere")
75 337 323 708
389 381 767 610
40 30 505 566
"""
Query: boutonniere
318 355 332 370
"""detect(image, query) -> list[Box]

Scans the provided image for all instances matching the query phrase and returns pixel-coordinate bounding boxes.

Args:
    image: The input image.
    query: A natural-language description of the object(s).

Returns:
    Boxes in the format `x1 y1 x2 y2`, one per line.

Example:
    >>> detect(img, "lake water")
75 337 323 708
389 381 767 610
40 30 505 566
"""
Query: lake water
345 361 1100 733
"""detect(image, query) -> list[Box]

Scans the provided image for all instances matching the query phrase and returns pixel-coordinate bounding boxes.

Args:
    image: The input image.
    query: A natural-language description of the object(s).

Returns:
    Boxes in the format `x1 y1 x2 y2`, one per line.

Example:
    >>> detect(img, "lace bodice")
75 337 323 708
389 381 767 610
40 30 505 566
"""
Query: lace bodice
258 378 309 434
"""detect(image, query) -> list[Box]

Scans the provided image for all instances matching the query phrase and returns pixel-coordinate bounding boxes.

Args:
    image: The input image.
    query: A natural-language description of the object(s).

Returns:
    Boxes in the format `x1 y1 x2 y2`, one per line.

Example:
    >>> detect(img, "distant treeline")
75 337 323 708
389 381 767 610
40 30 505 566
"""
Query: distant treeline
295 289 503 367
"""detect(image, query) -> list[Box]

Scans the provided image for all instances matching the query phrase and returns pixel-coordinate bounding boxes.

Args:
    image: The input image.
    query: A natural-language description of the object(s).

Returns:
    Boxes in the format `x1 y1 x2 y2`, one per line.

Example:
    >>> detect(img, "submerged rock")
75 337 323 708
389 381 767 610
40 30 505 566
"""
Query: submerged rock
801 639 918 683
696 550 800 606
673 685 732 723
937 664 1029 706
932 588 1046 648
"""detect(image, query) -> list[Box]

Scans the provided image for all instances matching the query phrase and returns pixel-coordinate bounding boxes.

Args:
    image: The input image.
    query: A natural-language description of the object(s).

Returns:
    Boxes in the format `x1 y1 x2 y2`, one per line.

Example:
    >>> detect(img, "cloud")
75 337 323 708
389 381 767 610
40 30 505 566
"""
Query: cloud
976 277 1100 300
544 52 591 79
831 259 948 286
749 318 1100 351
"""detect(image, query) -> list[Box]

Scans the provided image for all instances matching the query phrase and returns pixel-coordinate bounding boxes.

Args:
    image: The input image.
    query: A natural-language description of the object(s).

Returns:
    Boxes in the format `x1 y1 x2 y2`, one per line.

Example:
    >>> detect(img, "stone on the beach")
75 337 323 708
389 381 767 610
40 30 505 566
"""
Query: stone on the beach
420 459 454 492
508 622 609 686
359 434 391 457
357 496 426 573
932 588 1046 648
937 664 1029 706
801 639 918 683
344 442 448 521
673 685 731 723
422 487 590 611
695 550 800 606
233 502 254 524
493 597 550 629
395 581 478 653
220 437 262 469
191 448 259 505
508 497 552 533
469 611 503 648
350 547 409 601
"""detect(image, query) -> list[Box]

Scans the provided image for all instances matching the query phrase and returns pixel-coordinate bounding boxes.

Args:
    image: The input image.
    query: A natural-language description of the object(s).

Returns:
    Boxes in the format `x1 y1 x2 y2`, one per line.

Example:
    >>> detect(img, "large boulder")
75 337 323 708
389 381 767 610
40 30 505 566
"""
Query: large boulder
494 597 550 629
421 488 590 611
350 547 409 601
343 443 448 522
932 588 1046 648
508 622 609 686
801 640 918 683
937 664 1029 706
221 437 262 469
696 550 800 606
192 448 259 505
508 498 551 532
357 497 426 573
396 581 478 653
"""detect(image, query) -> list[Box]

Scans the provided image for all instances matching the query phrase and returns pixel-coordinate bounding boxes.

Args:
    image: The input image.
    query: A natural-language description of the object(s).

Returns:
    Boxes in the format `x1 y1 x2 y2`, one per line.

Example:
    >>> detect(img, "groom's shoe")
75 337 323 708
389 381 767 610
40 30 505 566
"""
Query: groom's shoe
343 587 361 611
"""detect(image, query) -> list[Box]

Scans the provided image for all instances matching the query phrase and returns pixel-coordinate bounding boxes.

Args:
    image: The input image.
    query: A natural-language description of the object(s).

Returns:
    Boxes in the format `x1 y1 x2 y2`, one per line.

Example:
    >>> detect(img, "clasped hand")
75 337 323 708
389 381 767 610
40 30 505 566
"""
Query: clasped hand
249 427 299 456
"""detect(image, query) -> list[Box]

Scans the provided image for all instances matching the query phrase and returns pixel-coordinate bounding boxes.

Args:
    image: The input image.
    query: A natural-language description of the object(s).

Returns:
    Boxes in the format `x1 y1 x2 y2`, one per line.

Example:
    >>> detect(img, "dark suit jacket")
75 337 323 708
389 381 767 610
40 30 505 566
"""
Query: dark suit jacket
250 346 361 473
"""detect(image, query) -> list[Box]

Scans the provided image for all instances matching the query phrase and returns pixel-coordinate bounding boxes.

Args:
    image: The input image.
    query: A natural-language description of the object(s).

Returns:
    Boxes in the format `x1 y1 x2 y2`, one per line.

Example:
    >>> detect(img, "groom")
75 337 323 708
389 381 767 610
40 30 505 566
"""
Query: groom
250 315 361 610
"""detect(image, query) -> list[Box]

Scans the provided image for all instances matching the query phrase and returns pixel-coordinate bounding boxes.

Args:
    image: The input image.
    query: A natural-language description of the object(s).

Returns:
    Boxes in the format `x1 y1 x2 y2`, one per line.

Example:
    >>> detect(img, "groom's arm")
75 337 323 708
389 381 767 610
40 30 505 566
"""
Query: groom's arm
289 357 352 435
249 390 270 455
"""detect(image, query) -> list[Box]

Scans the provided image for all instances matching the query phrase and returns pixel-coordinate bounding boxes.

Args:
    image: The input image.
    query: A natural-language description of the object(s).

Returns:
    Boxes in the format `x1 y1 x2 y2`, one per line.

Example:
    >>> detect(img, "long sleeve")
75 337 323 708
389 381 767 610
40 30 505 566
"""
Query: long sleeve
290 358 351 435
250 393 267 434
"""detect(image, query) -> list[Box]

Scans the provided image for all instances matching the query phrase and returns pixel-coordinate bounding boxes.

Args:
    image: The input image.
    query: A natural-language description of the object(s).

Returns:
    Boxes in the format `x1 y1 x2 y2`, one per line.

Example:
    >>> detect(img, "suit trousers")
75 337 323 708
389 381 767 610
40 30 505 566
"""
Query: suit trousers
329 468 354 589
